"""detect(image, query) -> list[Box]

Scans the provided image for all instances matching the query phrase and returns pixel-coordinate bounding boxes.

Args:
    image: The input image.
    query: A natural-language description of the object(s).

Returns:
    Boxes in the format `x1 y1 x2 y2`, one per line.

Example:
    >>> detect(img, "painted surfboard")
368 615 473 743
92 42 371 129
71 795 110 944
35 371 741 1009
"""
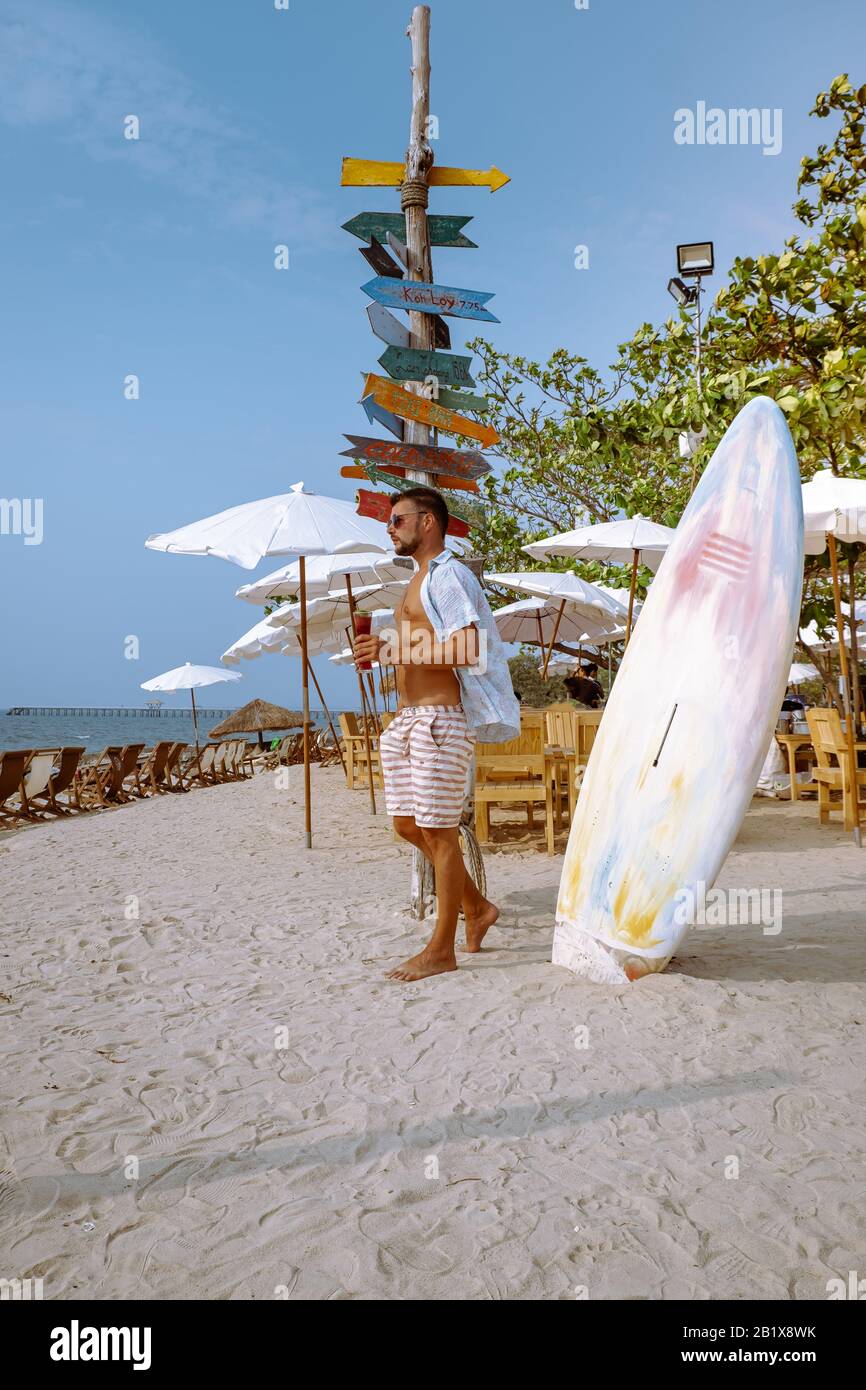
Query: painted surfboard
551 397 804 983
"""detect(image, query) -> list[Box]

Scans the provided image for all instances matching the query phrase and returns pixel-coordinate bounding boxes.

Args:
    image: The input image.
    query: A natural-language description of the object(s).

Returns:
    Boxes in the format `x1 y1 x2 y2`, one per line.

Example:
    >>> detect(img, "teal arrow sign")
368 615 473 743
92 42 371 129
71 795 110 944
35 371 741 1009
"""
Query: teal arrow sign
378 346 475 388
342 212 477 249
435 386 489 414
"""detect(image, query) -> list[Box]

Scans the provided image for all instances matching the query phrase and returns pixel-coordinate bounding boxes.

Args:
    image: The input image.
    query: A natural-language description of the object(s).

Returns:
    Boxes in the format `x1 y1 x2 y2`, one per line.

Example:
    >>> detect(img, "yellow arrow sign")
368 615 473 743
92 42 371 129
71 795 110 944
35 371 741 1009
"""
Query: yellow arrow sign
342 158 510 193
361 373 499 448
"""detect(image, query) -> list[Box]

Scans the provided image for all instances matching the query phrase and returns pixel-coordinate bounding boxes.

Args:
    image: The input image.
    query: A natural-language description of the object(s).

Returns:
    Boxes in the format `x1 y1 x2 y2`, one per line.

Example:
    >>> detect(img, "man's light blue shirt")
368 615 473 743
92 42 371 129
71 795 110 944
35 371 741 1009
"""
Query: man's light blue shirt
409 548 521 743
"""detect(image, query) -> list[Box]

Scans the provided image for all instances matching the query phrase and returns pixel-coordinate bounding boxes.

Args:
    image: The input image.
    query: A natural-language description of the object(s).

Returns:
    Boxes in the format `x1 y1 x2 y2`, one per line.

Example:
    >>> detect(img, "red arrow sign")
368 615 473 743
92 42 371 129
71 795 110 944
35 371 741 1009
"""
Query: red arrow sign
354 488 470 538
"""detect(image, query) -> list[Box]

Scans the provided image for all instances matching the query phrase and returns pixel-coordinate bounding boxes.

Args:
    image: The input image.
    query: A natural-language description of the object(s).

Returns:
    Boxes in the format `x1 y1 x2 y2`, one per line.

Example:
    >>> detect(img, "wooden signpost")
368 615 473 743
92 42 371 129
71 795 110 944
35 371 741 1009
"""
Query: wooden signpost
343 211 478 248
342 158 510 193
362 276 499 322
339 4 508 917
377 345 475 387
360 372 499 447
340 435 490 480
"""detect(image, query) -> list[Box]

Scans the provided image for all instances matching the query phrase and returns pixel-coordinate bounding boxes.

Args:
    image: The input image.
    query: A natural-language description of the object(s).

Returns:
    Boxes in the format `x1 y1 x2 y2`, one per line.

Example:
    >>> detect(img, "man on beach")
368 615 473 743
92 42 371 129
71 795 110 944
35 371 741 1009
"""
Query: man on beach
352 487 520 982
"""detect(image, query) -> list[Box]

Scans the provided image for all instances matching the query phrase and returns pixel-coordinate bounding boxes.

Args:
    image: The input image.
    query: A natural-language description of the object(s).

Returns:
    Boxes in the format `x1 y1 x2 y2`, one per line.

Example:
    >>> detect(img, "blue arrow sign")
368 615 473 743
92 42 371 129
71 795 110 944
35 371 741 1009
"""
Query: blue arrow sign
361 394 404 441
361 277 499 323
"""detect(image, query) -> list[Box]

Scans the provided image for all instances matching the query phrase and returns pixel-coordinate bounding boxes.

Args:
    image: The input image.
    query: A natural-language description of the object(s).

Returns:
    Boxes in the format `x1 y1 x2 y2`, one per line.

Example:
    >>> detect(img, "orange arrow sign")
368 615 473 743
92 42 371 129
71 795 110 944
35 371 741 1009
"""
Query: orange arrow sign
341 158 510 193
360 373 499 448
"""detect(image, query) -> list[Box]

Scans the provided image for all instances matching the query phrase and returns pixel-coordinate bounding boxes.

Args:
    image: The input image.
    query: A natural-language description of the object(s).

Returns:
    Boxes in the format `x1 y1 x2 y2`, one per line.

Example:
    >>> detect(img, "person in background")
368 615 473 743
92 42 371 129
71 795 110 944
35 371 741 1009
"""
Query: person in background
564 661 605 708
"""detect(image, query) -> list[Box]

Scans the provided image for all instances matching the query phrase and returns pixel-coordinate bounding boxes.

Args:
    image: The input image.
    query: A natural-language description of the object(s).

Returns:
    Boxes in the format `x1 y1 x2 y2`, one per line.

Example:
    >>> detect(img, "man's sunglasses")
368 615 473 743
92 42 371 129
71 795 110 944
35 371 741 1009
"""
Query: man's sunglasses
387 510 430 531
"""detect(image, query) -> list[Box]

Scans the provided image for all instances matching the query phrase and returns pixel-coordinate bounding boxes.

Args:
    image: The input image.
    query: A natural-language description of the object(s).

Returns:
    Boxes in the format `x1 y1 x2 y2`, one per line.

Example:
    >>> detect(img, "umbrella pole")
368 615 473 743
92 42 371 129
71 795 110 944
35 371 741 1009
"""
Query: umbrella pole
190 688 200 752
299 555 313 849
343 579 377 814
848 550 863 733
828 535 861 845
626 550 639 645
542 600 566 680
305 654 347 779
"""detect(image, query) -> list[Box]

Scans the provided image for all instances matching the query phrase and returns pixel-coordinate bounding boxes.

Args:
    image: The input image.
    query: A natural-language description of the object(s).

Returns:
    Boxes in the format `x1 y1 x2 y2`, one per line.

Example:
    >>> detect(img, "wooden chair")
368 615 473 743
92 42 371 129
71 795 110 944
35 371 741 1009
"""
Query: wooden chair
179 743 216 788
474 720 557 854
1 749 56 824
135 741 174 797
28 746 86 815
164 742 188 790
805 707 866 830
0 749 34 827
544 710 578 828
75 746 124 809
338 713 382 789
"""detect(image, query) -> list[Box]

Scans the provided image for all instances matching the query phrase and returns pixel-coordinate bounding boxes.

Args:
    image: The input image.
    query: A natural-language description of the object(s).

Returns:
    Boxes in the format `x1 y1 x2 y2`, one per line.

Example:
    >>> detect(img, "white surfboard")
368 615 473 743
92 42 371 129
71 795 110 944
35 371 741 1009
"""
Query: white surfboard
551 396 804 983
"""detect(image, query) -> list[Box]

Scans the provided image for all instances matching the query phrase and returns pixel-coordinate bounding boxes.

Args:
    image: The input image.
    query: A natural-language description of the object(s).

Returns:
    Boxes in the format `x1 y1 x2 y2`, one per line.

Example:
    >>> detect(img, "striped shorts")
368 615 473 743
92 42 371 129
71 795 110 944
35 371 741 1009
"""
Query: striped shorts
378 704 475 828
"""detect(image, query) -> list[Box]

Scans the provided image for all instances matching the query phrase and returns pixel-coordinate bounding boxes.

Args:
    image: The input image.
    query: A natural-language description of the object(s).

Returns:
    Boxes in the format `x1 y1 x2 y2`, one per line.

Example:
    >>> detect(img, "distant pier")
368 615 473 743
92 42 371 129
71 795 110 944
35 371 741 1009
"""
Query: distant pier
5 707 240 719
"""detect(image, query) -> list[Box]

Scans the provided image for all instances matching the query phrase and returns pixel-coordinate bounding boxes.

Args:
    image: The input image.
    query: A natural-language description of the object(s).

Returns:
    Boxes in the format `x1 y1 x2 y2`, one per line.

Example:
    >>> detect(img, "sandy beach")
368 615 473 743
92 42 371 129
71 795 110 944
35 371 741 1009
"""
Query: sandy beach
1 767 865 1301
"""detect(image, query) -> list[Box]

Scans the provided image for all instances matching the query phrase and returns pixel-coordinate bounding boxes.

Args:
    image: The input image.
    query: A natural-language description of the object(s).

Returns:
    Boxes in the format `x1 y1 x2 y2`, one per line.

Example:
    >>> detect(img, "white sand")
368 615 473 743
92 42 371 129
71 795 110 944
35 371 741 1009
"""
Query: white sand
1 767 865 1301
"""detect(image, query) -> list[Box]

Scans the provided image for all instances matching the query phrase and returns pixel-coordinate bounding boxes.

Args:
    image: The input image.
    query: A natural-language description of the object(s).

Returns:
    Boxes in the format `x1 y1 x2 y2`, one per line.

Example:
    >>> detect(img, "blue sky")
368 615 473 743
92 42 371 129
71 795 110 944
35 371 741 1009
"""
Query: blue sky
2 0 863 710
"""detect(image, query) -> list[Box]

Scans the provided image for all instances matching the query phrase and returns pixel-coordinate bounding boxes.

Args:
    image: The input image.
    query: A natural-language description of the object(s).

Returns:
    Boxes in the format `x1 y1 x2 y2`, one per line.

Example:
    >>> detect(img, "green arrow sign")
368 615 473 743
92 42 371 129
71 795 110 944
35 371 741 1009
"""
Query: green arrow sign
378 346 475 388
435 386 489 414
342 212 477 248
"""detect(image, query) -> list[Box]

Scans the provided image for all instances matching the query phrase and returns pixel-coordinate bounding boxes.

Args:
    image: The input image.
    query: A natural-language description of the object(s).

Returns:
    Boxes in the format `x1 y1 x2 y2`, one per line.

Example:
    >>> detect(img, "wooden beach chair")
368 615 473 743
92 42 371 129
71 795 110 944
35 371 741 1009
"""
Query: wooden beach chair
0 749 57 825
135 741 174 797
164 741 188 790
338 713 382 789
0 749 34 827
474 720 557 854
544 709 578 829
75 746 123 809
110 743 146 801
211 742 232 782
805 707 866 830
178 743 216 789
27 746 86 815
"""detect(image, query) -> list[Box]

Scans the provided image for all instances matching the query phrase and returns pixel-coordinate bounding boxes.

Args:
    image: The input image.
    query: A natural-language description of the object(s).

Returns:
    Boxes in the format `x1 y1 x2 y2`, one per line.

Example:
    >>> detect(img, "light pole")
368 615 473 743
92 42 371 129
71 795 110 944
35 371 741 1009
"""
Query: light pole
668 241 714 486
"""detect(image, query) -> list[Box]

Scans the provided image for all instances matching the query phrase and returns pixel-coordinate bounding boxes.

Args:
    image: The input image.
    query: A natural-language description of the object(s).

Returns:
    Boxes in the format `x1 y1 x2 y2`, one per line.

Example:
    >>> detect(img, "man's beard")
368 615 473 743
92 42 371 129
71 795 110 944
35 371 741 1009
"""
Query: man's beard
393 533 420 555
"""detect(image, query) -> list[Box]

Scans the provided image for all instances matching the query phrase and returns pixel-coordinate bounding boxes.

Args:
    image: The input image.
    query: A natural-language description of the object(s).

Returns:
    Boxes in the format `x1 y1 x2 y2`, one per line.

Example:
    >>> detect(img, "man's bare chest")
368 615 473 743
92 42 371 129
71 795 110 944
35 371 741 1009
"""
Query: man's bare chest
396 574 433 629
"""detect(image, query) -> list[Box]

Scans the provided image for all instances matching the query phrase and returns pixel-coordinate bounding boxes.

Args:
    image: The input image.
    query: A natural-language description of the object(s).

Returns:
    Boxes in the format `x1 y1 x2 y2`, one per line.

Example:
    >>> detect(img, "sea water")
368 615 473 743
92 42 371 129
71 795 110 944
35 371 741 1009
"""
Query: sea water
0 711 339 755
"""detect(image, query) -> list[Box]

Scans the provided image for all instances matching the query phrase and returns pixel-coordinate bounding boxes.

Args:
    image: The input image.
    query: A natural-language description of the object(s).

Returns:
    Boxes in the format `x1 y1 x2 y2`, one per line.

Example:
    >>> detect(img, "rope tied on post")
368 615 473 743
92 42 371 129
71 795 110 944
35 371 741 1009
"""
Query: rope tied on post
400 177 429 209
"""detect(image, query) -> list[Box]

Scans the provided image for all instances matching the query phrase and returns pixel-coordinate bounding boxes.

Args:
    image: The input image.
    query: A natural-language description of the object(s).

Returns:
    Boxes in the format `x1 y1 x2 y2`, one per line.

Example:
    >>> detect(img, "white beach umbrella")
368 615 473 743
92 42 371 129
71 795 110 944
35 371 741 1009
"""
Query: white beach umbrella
521 515 675 643
789 661 819 684
145 481 391 569
522 515 675 568
800 469 866 841
140 662 242 751
146 482 396 841
492 596 621 647
487 572 626 676
235 552 408 604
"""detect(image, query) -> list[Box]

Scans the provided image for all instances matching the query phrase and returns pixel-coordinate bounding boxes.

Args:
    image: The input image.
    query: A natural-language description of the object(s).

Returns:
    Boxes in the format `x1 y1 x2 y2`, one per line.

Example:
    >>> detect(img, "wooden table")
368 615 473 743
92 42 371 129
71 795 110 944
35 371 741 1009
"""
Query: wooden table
775 732 815 801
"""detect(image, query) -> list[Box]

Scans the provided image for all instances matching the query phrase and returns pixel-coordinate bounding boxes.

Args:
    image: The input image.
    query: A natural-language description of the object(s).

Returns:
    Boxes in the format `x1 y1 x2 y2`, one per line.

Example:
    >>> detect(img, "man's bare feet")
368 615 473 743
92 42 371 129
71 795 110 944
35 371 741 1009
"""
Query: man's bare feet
385 949 458 982
462 900 500 953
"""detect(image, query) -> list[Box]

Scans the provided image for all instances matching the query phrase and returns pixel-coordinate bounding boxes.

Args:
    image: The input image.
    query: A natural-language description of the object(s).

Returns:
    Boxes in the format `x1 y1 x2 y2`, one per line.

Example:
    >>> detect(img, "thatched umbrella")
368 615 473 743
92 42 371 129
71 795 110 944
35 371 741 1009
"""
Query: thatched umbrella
208 698 304 749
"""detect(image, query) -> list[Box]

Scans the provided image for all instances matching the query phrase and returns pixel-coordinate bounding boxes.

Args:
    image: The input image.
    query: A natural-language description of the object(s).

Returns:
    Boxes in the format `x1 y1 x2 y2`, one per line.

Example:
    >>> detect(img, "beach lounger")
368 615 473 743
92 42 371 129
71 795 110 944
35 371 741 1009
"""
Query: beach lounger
106 743 147 802
134 741 174 797
28 746 86 816
75 746 124 809
179 744 216 788
0 749 35 828
164 741 189 791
